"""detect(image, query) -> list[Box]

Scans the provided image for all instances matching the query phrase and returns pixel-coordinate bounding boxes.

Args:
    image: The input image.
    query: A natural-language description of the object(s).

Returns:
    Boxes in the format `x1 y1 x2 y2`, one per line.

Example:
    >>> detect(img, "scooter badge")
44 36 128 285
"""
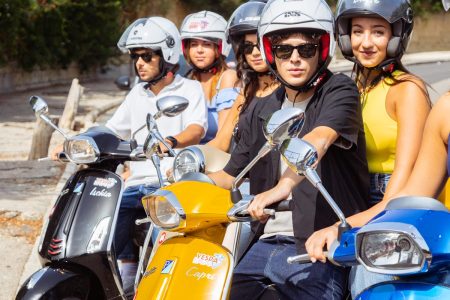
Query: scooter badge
161 260 175 274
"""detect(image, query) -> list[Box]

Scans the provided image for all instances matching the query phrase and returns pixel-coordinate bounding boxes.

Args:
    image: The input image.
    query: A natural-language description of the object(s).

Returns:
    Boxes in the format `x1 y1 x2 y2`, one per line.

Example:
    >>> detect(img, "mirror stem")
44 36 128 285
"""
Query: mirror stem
151 154 164 187
131 124 147 150
39 115 69 140
232 142 272 190
304 168 351 240
153 131 176 157
230 143 272 204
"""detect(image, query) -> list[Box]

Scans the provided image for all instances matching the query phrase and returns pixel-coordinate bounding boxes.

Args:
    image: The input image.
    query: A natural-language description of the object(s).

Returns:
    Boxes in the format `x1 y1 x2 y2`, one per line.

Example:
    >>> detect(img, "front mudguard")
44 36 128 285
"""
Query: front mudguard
16 266 102 300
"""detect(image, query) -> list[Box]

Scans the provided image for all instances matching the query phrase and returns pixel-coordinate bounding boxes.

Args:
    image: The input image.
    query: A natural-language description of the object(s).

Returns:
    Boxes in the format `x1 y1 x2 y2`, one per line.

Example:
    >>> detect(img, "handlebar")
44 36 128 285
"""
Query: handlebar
228 198 292 221
287 251 328 264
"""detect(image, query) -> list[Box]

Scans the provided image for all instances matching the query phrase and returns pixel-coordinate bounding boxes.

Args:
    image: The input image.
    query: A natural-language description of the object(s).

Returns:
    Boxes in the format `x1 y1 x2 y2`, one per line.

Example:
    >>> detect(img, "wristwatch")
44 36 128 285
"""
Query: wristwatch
165 136 178 148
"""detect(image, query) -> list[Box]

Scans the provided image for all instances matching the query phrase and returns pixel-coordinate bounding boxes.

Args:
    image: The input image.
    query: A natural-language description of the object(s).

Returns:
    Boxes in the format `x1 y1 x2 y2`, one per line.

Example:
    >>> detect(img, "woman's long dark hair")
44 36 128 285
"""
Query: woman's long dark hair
234 35 275 114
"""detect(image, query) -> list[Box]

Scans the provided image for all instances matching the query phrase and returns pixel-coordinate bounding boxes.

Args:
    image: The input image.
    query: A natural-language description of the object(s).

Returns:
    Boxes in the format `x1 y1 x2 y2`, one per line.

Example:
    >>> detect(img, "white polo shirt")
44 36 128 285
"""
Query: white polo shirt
106 75 208 188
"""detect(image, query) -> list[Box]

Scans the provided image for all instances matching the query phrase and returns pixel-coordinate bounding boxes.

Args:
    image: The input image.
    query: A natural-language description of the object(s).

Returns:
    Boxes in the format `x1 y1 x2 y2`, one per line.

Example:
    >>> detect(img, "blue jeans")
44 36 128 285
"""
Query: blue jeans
114 184 157 260
349 172 393 298
368 173 391 206
230 235 348 300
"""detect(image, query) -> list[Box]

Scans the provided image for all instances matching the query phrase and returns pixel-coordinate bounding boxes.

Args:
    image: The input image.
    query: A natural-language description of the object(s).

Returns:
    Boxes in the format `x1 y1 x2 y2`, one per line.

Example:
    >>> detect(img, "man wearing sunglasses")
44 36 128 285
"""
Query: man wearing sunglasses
107 16 207 292
210 0 369 299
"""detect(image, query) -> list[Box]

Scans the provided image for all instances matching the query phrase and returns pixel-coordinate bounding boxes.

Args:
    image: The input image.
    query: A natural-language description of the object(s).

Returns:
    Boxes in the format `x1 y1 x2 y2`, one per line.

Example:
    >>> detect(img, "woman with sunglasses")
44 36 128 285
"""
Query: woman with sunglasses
180 11 239 143
207 0 279 152
305 0 431 297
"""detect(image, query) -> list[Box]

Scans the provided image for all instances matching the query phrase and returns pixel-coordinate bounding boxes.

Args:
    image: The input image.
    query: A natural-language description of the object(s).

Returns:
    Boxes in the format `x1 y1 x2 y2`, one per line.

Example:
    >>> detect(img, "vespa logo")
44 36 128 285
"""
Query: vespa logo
93 177 117 189
192 252 225 269
284 11 302 18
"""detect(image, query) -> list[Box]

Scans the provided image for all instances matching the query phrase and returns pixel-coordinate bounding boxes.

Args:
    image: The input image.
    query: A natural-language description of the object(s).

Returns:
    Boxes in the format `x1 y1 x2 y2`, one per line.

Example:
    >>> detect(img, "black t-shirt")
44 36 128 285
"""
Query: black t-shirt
224 71 369 253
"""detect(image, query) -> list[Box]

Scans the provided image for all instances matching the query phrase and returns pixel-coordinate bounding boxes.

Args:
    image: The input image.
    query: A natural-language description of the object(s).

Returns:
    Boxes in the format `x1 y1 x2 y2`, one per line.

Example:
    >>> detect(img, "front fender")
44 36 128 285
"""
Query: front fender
16 266 98 300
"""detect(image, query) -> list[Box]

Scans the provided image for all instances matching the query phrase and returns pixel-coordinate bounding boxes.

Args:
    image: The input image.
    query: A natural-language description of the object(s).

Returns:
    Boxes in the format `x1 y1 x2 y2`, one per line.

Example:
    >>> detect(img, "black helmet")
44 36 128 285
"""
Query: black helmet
336 0 414 65
226 1 267 48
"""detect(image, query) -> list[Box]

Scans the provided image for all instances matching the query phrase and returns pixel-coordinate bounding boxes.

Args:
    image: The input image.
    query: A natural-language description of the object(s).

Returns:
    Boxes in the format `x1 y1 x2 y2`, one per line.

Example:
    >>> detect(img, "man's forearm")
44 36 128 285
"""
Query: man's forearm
170 124 204 148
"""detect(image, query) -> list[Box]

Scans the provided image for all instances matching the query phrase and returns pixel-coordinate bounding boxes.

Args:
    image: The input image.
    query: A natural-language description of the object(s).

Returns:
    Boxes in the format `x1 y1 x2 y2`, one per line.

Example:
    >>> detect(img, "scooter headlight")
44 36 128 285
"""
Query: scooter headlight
173 146 205 182
356 229 430 275
64 137 99 164
142 190 185 229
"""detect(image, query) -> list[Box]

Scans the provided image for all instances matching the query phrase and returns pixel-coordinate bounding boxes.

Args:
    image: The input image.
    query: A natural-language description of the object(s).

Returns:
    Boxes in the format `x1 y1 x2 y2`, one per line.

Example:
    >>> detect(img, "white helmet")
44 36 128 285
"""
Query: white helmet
117 17 181 65
180 11 231 57
258 0 335 91
443 0 450 11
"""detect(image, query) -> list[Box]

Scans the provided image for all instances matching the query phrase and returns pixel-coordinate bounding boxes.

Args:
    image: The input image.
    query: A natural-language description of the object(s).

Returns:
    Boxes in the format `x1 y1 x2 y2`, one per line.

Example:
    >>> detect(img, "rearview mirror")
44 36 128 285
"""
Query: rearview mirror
279 138 318 175
156 96 189 118
29 96 49 116
263 107 305 147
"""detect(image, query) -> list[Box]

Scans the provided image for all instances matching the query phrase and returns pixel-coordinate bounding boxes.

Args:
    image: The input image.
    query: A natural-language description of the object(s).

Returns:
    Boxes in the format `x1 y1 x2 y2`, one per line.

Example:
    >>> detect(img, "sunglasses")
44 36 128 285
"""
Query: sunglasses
242 42 259 55
130 52 153 63
272 43 319 60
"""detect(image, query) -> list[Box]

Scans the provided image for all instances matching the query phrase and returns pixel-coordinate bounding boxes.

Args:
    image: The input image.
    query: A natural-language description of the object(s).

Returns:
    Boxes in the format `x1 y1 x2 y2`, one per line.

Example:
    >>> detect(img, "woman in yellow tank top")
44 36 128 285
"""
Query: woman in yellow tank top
304 0 432 297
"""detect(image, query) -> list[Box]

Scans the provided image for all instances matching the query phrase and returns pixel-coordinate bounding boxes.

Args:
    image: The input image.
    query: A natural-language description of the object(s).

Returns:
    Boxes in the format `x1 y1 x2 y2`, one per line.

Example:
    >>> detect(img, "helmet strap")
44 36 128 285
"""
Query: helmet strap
275 63 328 93
191 59 221 75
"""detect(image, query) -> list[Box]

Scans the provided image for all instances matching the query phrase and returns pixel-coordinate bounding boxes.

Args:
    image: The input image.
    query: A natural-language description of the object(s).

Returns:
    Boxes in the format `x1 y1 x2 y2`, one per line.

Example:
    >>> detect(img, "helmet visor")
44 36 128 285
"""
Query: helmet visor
117 18 147 53
337 0 412 24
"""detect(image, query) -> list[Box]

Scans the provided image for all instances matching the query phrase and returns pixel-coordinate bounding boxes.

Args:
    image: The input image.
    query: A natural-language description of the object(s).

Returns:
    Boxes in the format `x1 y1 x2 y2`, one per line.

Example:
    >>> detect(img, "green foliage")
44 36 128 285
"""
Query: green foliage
0 0 121 72
182 0 246 18
0 0 445 72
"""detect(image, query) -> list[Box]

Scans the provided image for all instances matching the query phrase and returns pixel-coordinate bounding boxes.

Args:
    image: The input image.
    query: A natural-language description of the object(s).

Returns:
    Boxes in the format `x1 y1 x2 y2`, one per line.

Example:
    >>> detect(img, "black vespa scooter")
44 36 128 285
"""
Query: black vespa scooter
16 95 188 300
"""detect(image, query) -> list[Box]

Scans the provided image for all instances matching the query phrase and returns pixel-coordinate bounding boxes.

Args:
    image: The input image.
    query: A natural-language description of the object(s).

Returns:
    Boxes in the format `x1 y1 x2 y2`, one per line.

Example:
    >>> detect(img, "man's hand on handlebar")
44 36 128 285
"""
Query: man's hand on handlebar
50 144 64 161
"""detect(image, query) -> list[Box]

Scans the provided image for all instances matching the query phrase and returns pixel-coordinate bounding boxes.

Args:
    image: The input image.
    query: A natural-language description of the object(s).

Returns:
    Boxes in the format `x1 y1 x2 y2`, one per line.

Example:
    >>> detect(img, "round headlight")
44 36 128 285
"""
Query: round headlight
358 231 425 273
142 190 185 229
64 138 99 164
173 147 204 182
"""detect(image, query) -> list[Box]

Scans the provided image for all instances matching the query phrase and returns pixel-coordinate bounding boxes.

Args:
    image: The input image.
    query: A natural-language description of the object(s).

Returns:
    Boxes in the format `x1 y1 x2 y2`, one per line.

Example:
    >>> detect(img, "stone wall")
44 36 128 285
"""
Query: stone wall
408 13 450 52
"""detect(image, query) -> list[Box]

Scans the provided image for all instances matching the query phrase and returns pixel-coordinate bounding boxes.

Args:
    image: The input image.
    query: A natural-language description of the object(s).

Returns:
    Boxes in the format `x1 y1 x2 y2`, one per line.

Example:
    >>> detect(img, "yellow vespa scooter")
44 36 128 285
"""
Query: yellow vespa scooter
134 107 305 300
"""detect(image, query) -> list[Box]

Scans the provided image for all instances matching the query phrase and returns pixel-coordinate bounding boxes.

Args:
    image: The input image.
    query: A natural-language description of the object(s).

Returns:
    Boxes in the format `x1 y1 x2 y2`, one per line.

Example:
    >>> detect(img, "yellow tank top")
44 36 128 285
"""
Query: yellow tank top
362 71 403 174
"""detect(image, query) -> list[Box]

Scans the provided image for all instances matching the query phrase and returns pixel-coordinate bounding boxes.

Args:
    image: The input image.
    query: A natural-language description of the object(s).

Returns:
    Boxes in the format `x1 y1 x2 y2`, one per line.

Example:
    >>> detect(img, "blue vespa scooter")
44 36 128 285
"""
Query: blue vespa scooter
280 137 450 300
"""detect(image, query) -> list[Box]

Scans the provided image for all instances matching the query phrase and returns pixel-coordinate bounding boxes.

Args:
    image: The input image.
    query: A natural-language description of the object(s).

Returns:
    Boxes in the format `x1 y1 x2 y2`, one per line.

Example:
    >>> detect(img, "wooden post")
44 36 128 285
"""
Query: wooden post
59 78 84 130
28 116 57 160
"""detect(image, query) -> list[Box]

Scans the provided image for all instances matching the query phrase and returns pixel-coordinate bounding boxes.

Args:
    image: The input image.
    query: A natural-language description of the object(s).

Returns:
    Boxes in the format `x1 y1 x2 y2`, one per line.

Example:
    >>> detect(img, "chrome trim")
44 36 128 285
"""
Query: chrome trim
356 222 432 275
63 136 100 164
221 251 235 300
227 196 254 222
327 240 341 266
173 146 205 182
106 175 126 297
150 189 186 220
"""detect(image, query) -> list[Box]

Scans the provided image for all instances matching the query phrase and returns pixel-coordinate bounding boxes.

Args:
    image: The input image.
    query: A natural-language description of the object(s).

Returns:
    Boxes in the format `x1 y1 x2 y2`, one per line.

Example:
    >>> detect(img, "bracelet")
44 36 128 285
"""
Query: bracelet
165 135 178 148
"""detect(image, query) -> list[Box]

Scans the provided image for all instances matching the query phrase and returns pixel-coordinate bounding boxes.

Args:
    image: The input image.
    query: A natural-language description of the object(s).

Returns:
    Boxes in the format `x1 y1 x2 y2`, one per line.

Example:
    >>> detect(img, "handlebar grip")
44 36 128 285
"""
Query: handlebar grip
287 251 328 264
267 200 291 212
58 152 70 162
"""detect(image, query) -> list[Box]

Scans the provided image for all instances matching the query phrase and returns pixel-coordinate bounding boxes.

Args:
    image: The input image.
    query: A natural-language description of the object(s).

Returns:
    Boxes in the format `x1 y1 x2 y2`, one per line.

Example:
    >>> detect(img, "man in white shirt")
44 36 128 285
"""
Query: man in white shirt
110 16 207 290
